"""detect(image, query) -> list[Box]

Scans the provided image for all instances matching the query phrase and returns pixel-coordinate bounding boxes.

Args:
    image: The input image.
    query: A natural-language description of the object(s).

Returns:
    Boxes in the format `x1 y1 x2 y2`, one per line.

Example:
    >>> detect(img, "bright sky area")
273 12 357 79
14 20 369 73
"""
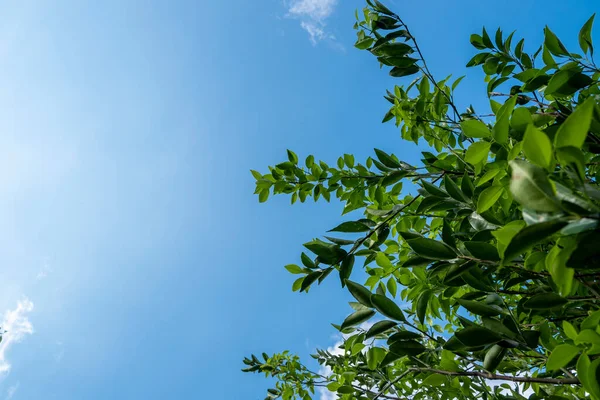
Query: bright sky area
0 0 597 399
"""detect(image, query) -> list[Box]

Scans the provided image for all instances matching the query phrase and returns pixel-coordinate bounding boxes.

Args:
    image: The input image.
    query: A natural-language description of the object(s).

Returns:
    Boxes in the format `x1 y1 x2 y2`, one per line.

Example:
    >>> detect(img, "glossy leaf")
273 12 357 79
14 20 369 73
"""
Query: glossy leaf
366 320 397 338
554 97 595 149
503 219 567 262
546 344 579 370
523 293 568 309
346 280 374 307
371 294 406 321
340 309 376 330
523 125 552 169
509 160 560 212
461 119 491 138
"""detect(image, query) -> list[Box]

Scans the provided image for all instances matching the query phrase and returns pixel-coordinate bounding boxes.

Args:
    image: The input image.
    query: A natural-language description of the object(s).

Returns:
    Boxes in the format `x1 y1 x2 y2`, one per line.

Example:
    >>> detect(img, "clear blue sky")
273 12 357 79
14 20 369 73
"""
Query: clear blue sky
0 0 597 399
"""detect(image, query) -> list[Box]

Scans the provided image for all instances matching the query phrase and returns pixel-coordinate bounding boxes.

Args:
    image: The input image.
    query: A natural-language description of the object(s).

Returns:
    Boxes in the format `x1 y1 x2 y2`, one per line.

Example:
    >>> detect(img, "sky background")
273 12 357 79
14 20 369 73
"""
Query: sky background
0 0 597 399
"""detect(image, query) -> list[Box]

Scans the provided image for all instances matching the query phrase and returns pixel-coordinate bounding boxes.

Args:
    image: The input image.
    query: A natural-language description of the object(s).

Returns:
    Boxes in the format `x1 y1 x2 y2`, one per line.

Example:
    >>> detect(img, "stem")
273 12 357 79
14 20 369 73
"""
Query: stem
409 367 579 385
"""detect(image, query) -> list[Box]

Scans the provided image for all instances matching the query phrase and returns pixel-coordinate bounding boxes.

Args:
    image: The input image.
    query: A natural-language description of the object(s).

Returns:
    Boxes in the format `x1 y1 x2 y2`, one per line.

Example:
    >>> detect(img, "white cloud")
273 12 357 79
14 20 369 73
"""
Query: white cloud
0 298 34 374
286 0 338 45
5 382 19 399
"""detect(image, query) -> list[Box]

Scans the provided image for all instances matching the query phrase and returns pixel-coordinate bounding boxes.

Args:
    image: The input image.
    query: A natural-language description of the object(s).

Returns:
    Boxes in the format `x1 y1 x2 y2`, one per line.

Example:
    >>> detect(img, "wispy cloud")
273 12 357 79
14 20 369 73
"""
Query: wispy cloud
36 262 52 281
0 299 34 374
286 0 339 45
5 382 19 399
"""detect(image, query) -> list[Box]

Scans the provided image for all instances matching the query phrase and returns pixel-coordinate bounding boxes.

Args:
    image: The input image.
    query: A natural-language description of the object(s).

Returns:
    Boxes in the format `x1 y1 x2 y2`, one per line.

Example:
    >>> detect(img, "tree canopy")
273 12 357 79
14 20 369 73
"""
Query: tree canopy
244 1 600 399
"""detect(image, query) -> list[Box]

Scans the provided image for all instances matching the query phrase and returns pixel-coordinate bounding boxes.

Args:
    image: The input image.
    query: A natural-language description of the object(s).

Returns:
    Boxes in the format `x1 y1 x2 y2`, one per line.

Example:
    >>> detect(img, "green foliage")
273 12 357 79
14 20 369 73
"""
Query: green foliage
245 2 600 399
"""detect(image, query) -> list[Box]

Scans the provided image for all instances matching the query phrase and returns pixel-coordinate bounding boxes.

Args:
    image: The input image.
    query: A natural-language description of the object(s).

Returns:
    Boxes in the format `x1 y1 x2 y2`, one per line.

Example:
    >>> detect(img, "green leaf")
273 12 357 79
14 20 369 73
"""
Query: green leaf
523 293 568 309
301 252 315 268
544 26 569 56
493 96 517 144
561 321 578 342
589 358 600 399
389 339 426 356
390 65 420 78
355 37 374 50
328 221 371 233
470 34 486 49
461 120 491 138
371 42 414 57
259 189 269 203
503 219 567 262
582 310 600 330
375 252 394 270
482 27 494 48
304 239 347 265
444 261 476 282
444 175 469 203
442 219 456 248
456 326 502 346
465 141 491 165
285 264 304 274
483 345 507 372
545 69 593 97
366 347 386 370
250 170 262 180
477 185 503 214
477 169 502 187
292 276 304 292
579 14 595 54
387 277 397 297
523 125 552 169
339 255 355 287
287 149 298 164
575 329 600 346
340 309 376 330
509 160 561 212
422 373 446 386
301 271 323 292
578 354 600 399
556 146 586 182
366 320 397 338
343 153 355 168
546 241 576 296
346 280 374 307
511 107 534 133
374 148 401 168
422 180 448 197
388 330 421 343
546 344 579 370
464 241 500 261
417 289 432 324
402 236 457 260
492 220 525 258
371 294 406 321
457 299 504 317
555 97 596 149
337 385 354 394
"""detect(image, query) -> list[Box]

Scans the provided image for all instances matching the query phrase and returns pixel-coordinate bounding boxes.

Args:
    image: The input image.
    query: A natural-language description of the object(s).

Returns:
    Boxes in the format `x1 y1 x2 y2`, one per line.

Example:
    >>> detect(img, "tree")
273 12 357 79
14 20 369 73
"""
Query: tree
244 1 600 398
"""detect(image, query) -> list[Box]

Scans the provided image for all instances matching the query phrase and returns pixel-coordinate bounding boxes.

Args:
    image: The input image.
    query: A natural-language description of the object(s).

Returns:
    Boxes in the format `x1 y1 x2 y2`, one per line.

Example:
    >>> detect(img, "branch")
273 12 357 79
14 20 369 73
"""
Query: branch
410 368 580 385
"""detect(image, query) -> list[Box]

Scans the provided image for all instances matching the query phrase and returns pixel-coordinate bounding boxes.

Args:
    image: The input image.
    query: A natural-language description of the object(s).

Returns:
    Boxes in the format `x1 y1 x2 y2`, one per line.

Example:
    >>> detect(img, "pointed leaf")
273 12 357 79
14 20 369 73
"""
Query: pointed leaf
503 219 568 262
461 120 491 138
366 320 397 339
371 294 406 321
340 309 376 330
509 160 560 212
346 280 374 307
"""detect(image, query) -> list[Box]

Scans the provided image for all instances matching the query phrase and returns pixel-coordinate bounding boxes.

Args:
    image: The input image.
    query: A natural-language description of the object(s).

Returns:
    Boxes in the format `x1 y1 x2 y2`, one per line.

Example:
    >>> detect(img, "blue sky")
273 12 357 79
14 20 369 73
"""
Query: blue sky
0 0 597 399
